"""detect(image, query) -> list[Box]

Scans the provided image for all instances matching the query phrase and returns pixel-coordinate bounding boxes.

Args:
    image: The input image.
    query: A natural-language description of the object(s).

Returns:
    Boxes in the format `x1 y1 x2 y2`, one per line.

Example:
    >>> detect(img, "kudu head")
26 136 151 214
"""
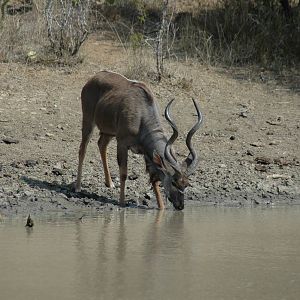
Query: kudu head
153 98 203 210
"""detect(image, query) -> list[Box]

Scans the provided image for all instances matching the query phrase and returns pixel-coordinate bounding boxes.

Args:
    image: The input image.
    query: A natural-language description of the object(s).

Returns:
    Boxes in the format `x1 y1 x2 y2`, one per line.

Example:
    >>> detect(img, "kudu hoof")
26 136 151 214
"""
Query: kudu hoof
105 182 115 188
73 182 81 193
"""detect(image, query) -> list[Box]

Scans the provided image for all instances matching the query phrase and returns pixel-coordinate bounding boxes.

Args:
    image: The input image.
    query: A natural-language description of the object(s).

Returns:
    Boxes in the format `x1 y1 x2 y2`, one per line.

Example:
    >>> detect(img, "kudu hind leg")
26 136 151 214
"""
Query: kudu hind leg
75 124 94 192
117 143 128 207
98 134 114 188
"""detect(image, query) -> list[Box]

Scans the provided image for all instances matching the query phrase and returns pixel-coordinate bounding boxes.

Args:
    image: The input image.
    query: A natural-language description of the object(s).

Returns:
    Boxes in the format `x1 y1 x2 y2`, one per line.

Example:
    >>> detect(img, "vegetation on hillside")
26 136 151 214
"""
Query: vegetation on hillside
0 0 299 75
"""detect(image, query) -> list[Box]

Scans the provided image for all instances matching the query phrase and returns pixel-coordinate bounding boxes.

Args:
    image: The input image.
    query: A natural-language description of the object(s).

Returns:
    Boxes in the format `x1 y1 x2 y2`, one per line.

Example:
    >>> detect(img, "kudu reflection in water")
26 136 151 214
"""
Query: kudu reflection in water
74 211 190 298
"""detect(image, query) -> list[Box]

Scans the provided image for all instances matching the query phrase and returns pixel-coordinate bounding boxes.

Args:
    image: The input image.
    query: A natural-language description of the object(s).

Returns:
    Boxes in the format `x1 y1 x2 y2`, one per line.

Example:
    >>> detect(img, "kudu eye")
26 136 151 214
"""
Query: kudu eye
171 181 178 188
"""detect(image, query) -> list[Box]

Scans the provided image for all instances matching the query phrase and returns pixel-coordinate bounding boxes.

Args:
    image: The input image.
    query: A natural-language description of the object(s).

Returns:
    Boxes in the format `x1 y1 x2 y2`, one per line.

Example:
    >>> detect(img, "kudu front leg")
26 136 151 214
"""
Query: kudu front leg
152 181 165 210
75 125 94 192
117 143 128 207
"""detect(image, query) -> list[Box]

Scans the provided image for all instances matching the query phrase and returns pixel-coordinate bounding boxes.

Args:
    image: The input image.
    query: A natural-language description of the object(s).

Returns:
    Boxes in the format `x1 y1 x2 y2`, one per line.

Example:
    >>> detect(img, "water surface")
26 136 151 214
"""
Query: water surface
1 207 300 300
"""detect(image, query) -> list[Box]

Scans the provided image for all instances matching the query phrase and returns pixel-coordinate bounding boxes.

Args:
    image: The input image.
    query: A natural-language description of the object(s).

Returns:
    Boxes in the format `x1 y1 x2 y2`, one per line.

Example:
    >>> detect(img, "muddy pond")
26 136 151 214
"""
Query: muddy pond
1 206 300 300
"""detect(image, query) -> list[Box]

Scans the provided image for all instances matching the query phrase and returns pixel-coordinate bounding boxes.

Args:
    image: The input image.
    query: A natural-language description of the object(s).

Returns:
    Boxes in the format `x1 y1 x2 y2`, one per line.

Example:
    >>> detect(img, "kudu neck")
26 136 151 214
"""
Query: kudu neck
139 127 166 183
139 109 181 182
140 127 168 159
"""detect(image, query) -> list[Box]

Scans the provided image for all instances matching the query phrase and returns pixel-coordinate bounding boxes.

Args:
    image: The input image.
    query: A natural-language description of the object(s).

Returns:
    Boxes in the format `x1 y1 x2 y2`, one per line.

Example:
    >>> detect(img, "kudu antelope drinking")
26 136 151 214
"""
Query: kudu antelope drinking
75 70 203 210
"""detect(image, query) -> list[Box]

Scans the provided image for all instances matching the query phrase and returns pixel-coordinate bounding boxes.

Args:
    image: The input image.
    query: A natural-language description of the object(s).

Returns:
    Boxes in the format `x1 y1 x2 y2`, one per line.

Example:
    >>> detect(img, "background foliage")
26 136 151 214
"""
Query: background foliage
0 0 299 70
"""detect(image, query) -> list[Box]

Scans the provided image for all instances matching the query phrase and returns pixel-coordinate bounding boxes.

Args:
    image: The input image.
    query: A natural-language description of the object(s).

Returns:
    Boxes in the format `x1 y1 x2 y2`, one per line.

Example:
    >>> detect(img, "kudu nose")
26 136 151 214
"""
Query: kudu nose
174 203 184 210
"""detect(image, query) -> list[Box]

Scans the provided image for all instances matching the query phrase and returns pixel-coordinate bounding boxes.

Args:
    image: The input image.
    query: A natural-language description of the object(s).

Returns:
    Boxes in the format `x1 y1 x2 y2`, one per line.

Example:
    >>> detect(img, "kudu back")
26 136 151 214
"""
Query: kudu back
75 70 203 210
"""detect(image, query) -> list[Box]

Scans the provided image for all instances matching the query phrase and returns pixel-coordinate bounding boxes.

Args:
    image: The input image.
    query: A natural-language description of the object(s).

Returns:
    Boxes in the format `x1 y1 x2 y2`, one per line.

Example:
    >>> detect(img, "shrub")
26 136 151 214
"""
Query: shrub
174 0 300 67
45 0 90 57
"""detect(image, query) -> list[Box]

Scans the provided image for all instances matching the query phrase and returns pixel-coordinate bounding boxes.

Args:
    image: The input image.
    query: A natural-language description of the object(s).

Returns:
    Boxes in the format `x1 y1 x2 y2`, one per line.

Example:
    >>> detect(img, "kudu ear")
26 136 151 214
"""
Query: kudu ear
181 153 193 175
153 151 172 175
153 151 165 169
153 151 178 176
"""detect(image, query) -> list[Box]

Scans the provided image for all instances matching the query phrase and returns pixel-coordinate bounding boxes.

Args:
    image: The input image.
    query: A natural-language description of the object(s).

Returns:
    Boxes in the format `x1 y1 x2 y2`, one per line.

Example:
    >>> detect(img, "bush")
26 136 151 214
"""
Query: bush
0 2 46 62
0 0 90 63
174 0 300 67
45 0 90 57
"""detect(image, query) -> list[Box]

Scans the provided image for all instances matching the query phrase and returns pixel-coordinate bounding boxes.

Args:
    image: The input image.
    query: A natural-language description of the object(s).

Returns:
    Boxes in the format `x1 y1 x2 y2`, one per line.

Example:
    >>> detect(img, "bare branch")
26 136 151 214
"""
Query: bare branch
44 0 90 57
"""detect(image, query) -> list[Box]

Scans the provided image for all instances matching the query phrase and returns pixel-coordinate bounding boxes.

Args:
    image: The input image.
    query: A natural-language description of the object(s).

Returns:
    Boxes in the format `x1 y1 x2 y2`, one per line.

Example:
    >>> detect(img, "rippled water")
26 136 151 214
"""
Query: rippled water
1 207 300 300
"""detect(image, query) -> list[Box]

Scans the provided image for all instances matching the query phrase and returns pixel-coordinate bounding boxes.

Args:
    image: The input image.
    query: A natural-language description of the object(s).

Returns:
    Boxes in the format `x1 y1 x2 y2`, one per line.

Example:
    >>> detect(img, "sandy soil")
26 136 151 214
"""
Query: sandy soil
0 34 299 217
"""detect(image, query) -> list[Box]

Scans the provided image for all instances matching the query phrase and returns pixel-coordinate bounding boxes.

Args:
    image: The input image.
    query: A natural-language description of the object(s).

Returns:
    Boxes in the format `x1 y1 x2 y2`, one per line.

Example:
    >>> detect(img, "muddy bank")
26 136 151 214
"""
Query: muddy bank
0 36 299 217
0 151 299 217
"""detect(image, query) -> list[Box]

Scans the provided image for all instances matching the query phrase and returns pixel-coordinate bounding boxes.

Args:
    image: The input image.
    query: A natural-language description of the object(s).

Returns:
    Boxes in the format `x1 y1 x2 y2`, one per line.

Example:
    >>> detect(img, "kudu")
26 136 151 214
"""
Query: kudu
75 70 203 210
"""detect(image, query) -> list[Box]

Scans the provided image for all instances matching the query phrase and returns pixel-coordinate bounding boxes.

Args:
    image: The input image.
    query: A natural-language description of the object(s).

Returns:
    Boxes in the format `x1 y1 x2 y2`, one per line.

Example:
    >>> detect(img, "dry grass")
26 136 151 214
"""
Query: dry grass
1 0 299 71
0 0 89 64
97 0 300 70
171 0 300 68
121 47 157 81
172 0 220 12
0 0 47 62
0 12 47 62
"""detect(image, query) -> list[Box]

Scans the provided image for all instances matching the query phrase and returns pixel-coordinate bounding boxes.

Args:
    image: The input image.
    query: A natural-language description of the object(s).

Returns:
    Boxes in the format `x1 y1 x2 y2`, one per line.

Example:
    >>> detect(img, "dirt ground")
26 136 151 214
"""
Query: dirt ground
0 34 299 217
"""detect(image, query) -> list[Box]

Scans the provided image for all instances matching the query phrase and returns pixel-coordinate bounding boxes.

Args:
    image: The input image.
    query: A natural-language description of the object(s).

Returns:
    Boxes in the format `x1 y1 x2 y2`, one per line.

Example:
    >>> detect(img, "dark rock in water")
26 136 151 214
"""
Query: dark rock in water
25 214 34 227
126 199 138 207
142 199 150 206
